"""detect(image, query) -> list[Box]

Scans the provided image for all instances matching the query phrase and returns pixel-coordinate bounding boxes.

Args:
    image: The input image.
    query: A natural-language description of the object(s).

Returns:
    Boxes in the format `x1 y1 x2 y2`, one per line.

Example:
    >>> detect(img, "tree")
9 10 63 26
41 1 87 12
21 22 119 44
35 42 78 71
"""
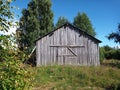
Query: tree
107 24 120 44
55 16 69 28
103 45 112 51
0 0 15 60
0 1 34 89
73 12 96 37
0 0 14 32
17 0 54 54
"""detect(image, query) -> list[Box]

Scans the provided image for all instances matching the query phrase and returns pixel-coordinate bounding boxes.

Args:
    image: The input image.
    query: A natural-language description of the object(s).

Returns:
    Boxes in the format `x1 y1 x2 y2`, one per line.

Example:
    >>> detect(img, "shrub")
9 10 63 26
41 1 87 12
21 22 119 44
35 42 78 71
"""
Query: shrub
105 49 120 60
114 49 120 60
0 54 34 90
100 45 120 60
0 35 35 90
105 50 115 59
100 47 105 63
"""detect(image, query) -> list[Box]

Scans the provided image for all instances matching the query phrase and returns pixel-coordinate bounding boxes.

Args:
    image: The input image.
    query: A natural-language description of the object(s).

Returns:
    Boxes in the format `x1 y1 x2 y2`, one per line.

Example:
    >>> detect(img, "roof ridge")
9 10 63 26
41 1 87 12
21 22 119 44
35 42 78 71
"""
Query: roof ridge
35 23 101 43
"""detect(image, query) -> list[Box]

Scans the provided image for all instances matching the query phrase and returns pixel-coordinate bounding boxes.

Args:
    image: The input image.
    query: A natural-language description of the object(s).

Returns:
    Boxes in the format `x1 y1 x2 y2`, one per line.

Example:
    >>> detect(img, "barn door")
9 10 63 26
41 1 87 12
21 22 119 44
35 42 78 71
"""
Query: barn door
50 45 84 65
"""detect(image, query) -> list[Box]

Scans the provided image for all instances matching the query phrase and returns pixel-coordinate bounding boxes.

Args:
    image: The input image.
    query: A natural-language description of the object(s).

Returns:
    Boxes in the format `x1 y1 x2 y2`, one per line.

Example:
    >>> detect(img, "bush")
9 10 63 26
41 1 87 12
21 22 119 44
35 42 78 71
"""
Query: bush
100 45 120 60
114 50 120 60
0 35 35 90
0 55 34 90
105 50 115 59
105 49 120 60
100 47 105 63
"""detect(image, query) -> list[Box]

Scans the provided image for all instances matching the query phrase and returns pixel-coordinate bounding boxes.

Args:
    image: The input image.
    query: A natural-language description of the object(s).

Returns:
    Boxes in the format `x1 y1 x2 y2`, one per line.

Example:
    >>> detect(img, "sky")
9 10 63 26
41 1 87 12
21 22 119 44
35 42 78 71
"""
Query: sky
10 0 120 47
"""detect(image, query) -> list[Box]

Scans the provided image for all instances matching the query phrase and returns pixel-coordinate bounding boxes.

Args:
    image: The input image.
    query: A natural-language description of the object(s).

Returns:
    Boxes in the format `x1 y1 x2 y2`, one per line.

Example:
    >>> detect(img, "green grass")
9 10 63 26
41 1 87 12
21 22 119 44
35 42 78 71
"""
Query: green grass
32 61 120 90
102 59 120 69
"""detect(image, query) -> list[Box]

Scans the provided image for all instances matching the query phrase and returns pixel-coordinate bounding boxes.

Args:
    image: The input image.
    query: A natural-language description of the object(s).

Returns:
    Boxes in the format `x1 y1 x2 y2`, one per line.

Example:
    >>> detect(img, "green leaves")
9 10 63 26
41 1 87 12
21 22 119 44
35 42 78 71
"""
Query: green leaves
17 0 54 54
0 0 34 89
0 34 34 89
100 45 120 60
0 59 34 90
55 16 69 29
0 0 17 32
107 24 120 44
73 12 96 37
0 32 34 89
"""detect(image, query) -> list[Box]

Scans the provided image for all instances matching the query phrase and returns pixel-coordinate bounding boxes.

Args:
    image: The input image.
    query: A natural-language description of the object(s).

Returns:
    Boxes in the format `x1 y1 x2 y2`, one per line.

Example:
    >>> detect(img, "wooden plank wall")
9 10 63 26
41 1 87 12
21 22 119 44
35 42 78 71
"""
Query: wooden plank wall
36 25 100 66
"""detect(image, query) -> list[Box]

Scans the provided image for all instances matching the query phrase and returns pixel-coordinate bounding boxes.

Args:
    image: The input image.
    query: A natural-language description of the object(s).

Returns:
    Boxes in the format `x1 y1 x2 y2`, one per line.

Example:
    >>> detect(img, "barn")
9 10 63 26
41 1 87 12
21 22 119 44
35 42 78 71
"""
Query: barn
35 23 101 66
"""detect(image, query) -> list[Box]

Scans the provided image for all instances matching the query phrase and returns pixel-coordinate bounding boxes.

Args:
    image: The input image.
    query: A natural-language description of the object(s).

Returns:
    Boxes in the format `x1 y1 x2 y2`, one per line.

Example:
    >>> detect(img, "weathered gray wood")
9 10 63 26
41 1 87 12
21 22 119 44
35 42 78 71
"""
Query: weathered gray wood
36 24 100 66
50 45 85 48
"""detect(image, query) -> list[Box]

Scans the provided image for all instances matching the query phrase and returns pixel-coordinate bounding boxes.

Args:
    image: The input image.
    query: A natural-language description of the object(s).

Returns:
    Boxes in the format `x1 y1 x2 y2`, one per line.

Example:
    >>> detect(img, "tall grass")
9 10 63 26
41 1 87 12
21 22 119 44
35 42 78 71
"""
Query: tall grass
33 65 120 90
102 59 120 69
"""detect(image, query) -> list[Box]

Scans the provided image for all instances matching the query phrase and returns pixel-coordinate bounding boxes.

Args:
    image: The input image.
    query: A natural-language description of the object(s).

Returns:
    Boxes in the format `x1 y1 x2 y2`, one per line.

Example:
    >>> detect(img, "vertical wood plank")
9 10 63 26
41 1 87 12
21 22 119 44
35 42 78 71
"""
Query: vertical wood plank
36 24 100 66
36 41 39 66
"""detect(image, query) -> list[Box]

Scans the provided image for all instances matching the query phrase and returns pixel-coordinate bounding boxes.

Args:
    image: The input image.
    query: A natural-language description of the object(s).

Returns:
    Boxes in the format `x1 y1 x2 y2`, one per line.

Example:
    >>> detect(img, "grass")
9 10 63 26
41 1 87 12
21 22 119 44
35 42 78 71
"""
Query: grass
102 59 120 69
32 60 120 90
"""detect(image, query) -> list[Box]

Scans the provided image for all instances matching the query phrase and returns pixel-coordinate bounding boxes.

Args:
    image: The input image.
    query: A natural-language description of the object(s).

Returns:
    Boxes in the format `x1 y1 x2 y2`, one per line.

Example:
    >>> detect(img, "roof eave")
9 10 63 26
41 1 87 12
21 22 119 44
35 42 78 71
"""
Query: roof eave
35 23 102 43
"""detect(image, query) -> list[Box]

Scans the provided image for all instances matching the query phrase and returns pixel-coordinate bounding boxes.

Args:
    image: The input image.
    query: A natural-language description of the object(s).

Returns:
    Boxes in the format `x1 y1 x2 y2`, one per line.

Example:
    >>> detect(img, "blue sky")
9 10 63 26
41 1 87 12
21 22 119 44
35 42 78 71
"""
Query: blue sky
11 0 120 47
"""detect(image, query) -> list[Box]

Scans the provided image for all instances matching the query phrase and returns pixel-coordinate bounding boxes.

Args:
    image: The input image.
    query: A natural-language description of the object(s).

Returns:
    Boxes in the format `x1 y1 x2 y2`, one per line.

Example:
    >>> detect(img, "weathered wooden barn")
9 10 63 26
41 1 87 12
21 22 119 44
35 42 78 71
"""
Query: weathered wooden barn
35 23 101 66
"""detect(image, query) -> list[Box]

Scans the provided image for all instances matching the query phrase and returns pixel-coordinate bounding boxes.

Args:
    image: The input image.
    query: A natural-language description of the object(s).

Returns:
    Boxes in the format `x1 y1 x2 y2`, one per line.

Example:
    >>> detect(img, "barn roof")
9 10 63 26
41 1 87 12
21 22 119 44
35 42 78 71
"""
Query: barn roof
35 23 101 43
